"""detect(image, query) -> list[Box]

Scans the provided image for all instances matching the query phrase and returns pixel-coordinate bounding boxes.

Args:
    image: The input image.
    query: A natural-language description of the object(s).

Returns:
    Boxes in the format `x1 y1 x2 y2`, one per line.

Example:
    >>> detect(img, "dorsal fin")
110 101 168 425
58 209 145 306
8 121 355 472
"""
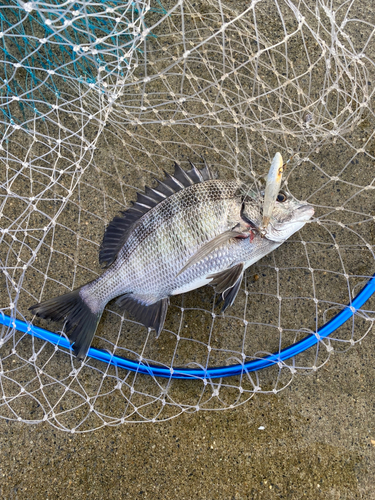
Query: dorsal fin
99 160 213 268
199 157 212 182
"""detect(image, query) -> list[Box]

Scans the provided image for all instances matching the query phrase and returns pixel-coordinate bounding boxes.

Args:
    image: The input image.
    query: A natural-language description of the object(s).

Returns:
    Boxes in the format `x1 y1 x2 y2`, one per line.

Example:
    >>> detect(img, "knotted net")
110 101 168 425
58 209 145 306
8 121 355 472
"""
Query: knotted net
0 0 374 431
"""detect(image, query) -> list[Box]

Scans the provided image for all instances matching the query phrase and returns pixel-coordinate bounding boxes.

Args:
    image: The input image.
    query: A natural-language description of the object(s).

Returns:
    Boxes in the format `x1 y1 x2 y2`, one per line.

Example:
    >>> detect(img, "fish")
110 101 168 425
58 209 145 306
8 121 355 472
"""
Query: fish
29 158 314 359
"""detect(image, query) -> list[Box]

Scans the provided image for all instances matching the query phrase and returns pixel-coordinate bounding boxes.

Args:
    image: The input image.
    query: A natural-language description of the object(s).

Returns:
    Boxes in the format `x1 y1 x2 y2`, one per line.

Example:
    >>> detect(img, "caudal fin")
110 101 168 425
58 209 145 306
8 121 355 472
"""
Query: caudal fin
29 287 102 360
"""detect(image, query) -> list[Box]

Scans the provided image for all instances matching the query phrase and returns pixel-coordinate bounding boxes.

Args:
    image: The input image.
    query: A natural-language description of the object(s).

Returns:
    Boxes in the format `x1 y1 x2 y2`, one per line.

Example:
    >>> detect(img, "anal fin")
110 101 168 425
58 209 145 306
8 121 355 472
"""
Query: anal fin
208 263 244 312
116 294 169 337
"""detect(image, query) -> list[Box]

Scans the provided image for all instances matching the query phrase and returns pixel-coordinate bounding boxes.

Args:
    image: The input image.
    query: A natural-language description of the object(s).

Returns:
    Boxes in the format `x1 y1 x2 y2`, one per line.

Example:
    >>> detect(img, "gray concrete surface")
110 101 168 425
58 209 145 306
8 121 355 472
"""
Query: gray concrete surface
1 1 375 499
1 341 374 499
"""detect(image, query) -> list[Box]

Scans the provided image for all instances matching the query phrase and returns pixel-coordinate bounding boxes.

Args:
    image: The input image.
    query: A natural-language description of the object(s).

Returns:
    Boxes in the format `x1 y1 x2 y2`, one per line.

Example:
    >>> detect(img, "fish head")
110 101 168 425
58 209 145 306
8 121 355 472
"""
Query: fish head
242 189 314 243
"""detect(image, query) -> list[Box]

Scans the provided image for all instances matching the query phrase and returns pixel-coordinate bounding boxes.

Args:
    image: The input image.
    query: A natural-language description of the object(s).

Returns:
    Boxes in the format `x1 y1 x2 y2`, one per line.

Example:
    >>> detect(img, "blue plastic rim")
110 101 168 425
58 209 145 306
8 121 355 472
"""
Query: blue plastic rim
1 274 374 379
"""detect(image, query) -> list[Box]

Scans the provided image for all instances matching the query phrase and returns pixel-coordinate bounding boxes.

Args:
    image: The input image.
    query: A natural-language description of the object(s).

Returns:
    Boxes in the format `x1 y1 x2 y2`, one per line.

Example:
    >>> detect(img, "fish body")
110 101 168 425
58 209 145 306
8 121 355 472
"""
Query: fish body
30 160 314 359
82 178 243 310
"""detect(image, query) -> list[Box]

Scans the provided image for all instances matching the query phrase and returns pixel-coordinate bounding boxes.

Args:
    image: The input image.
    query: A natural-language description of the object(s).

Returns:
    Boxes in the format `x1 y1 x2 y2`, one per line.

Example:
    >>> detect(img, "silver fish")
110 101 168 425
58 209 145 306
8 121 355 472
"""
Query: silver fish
30 160 314 359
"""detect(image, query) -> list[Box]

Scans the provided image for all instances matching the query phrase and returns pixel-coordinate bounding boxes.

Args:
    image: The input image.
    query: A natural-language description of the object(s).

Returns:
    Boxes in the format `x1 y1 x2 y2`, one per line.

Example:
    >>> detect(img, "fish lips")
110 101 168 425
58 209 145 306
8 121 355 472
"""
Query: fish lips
266 204 314 242
294 204 315 222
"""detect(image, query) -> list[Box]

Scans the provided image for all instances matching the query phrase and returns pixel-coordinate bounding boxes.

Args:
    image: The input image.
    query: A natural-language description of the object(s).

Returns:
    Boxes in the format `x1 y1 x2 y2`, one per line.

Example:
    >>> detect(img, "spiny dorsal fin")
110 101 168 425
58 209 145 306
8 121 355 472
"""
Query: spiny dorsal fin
99 160 213 268
199 157 212 181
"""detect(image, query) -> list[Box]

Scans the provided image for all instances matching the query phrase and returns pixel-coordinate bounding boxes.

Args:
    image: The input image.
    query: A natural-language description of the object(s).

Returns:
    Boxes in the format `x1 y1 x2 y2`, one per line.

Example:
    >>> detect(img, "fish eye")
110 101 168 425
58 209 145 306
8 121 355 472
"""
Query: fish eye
276 190 288 203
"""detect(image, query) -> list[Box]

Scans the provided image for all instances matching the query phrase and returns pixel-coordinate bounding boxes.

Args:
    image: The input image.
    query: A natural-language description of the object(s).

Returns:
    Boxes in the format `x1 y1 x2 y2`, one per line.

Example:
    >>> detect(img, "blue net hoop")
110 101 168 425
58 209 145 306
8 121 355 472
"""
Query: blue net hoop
1 274 374 380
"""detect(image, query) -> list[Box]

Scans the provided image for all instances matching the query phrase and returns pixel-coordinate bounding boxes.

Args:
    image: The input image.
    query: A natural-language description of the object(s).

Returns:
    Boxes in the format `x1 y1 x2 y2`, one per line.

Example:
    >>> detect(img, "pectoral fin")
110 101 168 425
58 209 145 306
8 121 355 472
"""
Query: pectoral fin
208 263 244 312
177 230 248 277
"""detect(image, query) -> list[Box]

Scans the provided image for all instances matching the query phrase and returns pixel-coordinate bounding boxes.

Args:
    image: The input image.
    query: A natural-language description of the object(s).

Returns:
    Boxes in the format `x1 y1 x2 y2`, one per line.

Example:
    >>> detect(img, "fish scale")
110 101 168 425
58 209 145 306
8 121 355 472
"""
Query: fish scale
30 160 314 359
83 179 243 307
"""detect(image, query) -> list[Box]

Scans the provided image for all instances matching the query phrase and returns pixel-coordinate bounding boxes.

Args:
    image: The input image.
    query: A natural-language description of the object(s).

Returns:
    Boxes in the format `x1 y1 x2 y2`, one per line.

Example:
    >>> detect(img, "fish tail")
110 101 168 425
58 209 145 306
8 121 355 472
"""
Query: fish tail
29 285 103 360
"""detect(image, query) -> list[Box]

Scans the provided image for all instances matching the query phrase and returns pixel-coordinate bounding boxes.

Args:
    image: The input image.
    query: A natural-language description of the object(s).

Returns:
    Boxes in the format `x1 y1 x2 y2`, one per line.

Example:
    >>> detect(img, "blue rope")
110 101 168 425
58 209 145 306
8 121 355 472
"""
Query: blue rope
1 275 374 380
0 2 158 124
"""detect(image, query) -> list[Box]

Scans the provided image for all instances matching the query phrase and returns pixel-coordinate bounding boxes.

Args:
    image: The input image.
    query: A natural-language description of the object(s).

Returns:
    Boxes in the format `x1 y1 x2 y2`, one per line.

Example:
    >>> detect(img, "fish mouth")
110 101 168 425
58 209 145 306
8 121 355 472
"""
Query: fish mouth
295 204 315 221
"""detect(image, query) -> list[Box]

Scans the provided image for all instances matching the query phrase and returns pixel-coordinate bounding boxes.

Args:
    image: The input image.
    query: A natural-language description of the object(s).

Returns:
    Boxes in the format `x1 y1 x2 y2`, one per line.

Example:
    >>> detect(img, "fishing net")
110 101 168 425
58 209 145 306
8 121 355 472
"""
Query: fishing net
0 0 374 432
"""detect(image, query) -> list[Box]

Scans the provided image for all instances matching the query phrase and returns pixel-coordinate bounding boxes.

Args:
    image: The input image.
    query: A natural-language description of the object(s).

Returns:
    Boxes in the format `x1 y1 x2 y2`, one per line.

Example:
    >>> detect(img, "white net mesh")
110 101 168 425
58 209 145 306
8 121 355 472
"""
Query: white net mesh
0 0 374 431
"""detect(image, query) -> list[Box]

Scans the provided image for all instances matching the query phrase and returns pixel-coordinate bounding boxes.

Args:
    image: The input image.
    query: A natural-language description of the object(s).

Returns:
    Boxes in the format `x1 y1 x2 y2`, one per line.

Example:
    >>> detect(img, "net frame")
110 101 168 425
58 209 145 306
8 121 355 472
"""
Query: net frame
1 272 375 378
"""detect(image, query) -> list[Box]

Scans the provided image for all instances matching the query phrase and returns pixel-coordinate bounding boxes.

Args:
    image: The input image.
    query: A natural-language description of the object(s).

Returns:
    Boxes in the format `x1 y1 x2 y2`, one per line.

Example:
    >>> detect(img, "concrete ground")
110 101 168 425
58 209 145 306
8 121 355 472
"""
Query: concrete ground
1 339 374 499
1 1 375 499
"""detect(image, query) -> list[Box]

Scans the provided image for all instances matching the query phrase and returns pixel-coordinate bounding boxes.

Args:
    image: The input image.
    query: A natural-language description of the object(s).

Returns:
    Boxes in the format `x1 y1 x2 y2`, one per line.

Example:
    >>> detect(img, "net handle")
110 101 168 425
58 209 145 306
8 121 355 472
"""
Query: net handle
2 274 374 380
